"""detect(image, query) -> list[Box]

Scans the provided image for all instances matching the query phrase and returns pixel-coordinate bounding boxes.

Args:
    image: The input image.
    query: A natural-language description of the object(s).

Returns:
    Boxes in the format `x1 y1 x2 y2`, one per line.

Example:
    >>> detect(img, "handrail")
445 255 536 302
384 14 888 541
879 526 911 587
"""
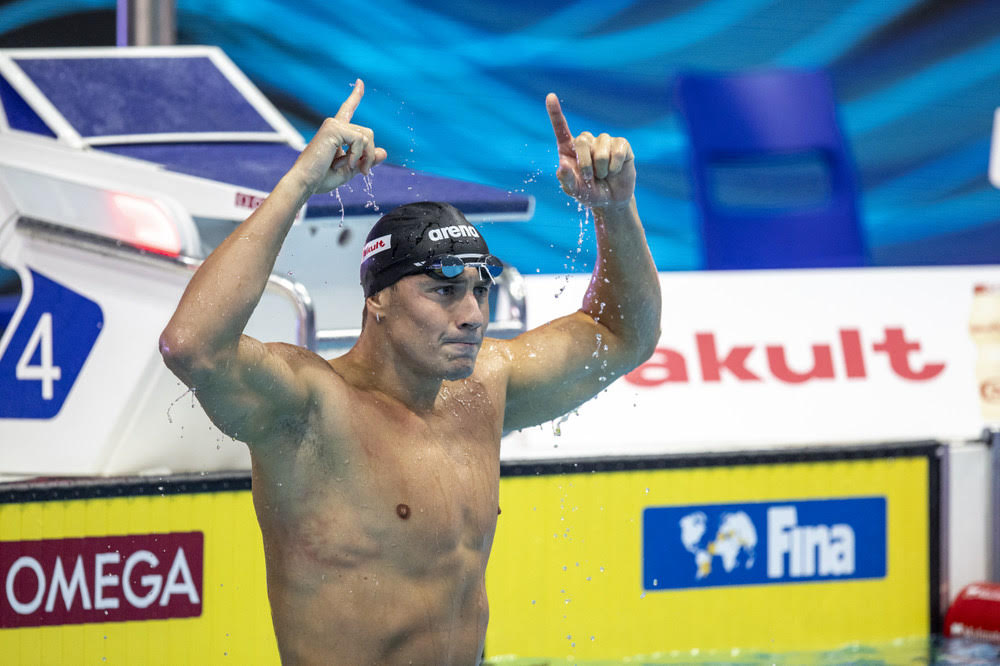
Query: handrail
315 322 526 357
16 216 528 355
989 427 1000 582
314 265 528 355
15 216 317 348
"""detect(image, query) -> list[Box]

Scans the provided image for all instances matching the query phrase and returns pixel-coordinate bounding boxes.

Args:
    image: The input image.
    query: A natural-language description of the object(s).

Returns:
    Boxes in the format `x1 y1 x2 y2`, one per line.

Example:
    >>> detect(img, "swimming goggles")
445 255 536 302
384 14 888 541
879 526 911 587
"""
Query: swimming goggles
422 254 504 283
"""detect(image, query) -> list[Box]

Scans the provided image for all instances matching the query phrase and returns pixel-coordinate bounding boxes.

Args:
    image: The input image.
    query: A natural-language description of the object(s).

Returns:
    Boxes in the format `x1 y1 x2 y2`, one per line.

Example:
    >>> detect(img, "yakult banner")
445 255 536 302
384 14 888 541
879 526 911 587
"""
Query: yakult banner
501 266 1000 459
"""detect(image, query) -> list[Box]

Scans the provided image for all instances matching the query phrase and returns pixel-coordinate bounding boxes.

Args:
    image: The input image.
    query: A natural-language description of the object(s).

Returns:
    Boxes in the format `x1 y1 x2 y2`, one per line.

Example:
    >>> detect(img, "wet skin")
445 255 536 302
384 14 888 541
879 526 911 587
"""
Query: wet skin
159 81 661 665
245 271 507 664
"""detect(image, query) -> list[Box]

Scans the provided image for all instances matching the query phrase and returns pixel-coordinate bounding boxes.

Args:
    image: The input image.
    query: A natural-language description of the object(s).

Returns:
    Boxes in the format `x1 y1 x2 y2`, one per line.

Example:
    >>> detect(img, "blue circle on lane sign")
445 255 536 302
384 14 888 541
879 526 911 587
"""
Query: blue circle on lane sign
0 269 103 419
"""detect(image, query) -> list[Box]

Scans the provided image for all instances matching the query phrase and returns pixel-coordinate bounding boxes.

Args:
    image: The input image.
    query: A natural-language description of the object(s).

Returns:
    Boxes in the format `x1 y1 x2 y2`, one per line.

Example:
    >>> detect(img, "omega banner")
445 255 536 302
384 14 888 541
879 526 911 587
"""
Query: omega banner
501 266 1000 459
0 479 279 665
1 532 203 628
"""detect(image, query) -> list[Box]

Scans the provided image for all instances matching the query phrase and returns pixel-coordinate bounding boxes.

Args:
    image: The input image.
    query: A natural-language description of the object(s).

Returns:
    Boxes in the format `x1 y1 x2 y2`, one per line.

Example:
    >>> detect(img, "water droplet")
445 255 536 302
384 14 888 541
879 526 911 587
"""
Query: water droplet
334 188 345 226
166 387 194 424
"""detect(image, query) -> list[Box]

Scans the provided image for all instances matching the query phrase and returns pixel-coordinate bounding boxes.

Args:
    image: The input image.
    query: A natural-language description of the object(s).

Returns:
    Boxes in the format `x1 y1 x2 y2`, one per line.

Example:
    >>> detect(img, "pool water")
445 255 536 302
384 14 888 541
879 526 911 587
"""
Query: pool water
485 636 1000 664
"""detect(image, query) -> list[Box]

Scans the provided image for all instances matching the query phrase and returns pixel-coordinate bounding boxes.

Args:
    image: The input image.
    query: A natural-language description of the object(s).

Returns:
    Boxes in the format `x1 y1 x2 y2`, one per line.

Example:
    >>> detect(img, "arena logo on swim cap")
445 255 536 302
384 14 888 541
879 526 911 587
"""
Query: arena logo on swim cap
361 234 392 262
427 225 480 242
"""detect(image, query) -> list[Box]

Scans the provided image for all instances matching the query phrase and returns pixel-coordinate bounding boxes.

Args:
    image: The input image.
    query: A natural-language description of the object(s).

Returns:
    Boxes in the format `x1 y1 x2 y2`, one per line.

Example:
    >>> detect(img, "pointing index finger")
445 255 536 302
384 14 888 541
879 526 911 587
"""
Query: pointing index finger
545 93 575 153
335 79 365 122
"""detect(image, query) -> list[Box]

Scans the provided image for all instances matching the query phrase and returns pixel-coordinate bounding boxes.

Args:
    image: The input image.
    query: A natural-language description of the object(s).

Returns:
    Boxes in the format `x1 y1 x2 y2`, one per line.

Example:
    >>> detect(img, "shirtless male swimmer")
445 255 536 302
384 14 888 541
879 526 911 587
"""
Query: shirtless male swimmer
159 80 661 665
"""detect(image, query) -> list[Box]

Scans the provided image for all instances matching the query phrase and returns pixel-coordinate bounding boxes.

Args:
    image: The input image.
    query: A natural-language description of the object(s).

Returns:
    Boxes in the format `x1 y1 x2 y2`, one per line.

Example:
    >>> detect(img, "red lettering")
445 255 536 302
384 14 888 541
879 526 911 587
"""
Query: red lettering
696 333 760 382
840 329 867 378
234 192 264 209
872 327 945 380
625 328 944 387
766 344 835 383
625 348 688 386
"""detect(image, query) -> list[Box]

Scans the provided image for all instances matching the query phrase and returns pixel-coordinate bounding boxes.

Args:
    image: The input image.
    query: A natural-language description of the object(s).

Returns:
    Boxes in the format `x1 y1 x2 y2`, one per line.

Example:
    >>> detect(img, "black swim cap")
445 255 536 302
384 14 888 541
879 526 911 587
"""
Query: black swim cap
360 201 493 297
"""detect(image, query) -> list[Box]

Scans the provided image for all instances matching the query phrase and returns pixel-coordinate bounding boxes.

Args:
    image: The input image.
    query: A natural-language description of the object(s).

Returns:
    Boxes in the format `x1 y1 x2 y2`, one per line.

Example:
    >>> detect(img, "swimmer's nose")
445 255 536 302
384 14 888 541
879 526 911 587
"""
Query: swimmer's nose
457 289 485 331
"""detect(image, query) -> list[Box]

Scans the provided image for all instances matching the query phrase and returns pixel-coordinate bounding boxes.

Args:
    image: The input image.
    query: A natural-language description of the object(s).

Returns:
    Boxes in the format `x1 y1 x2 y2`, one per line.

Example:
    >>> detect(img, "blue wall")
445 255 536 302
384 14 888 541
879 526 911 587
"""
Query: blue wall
2 0 999 272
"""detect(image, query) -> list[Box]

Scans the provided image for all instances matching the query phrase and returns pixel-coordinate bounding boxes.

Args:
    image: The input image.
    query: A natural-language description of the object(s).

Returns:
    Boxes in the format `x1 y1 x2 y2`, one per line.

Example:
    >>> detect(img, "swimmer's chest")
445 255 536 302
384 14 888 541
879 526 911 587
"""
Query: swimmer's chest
291 386 502 566
354 395 500 538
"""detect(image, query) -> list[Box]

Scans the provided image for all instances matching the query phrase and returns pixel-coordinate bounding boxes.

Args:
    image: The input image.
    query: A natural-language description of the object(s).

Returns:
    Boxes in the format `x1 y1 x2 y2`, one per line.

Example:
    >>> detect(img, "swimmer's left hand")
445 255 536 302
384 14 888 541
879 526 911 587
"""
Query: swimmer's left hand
546 93 635 210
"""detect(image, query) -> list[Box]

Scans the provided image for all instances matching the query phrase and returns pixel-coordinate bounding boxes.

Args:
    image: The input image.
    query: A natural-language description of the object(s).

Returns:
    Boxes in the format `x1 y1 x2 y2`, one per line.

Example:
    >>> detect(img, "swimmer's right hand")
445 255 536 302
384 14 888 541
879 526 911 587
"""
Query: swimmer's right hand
287 78 388 195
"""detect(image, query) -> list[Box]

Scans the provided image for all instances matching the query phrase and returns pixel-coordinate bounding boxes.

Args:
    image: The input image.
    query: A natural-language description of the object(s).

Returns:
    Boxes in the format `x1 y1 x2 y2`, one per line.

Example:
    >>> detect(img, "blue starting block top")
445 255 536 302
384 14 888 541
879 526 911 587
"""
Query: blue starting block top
15 56 274 136
0 47 532 221
100 143 529 218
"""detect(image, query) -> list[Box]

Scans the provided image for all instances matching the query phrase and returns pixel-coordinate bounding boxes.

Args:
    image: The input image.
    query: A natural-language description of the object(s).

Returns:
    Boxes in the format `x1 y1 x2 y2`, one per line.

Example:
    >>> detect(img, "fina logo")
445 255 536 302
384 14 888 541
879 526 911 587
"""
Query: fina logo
427 225 480 242
679 511 757 579
643 497 885 590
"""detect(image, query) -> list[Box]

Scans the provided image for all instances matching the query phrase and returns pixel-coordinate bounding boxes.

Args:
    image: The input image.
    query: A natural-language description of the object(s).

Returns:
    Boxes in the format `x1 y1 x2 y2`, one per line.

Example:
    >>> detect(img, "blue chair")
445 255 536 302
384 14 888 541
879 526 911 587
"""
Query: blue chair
675 69 867 269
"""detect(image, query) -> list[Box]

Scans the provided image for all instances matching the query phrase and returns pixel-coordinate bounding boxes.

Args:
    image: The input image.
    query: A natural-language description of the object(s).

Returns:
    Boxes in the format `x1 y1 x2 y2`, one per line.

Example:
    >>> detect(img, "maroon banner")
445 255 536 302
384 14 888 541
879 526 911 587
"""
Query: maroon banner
1 532 203 628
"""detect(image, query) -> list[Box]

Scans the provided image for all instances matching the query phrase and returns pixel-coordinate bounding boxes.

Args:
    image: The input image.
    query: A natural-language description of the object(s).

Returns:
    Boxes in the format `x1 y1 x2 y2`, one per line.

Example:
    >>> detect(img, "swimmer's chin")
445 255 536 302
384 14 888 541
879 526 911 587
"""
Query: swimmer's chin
439 357 478 381
441 365 475 381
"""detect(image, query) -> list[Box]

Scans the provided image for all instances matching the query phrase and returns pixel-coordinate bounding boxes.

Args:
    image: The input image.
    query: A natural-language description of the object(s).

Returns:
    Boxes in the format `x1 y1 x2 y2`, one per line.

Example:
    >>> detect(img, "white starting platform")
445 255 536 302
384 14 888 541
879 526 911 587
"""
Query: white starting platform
0 46 532 479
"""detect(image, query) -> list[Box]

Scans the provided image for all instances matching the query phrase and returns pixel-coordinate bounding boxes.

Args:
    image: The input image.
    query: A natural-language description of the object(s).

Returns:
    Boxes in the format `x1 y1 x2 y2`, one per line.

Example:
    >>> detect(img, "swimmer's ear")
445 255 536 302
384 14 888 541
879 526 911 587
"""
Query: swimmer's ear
366 290 390 324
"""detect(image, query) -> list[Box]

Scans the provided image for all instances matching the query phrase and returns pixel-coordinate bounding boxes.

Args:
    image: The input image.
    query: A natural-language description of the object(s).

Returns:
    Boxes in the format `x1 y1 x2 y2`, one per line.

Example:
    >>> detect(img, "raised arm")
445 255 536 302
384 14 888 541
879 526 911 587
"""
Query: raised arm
159 80 387 442
500 93 661 432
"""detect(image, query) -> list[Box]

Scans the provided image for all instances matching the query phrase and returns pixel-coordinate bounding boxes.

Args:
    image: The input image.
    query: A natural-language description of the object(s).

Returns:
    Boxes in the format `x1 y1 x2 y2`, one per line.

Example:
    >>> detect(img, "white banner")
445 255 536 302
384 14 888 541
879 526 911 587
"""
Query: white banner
500 266 1000 460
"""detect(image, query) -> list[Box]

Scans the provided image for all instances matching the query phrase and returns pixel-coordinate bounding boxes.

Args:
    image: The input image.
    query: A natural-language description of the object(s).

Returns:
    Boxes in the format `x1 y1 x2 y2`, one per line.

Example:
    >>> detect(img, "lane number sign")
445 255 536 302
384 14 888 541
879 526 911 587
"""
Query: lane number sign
0 269 103 419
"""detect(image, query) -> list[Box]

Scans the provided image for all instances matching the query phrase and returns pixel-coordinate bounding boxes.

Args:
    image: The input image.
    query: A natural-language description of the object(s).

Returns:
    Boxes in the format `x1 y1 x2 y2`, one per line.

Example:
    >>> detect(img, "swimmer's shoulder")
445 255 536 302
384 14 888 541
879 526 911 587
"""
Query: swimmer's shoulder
263 341 353 392
263 341 330 370
475 337 516 382
480 337 516 362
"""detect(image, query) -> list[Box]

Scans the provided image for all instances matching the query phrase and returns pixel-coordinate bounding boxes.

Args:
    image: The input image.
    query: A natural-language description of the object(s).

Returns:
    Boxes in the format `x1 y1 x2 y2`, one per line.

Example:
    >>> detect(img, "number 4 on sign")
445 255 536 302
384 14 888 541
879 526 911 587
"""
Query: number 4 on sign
15 313 62 400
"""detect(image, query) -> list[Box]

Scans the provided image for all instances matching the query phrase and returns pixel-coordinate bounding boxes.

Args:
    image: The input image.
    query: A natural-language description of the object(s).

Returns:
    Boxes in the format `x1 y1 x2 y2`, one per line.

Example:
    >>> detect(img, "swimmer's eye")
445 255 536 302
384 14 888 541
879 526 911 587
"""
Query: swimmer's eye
474 285 490 298
433 285 456 296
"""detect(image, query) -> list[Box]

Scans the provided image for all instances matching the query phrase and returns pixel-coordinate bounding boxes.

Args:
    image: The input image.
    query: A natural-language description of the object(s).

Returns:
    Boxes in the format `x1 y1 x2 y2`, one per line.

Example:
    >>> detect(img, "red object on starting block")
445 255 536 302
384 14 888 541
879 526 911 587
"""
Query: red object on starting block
944 582 1000 643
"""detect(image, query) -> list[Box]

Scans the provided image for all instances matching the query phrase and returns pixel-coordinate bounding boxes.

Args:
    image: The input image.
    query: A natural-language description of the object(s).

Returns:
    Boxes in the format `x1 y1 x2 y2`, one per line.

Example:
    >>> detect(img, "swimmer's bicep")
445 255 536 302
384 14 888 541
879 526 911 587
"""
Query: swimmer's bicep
499 311 633 431
189 336 315 441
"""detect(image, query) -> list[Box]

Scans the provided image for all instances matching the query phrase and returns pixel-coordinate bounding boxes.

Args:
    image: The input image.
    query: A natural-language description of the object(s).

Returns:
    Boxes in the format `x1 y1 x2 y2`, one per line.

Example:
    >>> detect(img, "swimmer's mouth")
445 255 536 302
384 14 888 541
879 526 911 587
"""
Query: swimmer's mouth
444 339 481 347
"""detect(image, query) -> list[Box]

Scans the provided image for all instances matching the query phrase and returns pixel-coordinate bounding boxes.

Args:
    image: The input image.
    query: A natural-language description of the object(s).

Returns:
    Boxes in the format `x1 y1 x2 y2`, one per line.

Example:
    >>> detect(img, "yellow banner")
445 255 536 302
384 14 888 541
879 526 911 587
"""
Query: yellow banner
485 451 934 661
0 487 278 665
0 446 938 665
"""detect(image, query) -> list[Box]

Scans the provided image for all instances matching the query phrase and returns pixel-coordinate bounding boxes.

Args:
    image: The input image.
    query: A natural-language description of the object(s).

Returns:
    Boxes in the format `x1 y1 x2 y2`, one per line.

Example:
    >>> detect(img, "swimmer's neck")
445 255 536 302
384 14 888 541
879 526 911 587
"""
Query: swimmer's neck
341 331 444 413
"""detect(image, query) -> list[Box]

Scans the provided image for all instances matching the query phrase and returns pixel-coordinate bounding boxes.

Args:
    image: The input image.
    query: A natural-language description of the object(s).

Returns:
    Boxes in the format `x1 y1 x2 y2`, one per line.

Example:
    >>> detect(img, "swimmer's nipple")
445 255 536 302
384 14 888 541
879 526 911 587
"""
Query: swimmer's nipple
396 503 410 519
